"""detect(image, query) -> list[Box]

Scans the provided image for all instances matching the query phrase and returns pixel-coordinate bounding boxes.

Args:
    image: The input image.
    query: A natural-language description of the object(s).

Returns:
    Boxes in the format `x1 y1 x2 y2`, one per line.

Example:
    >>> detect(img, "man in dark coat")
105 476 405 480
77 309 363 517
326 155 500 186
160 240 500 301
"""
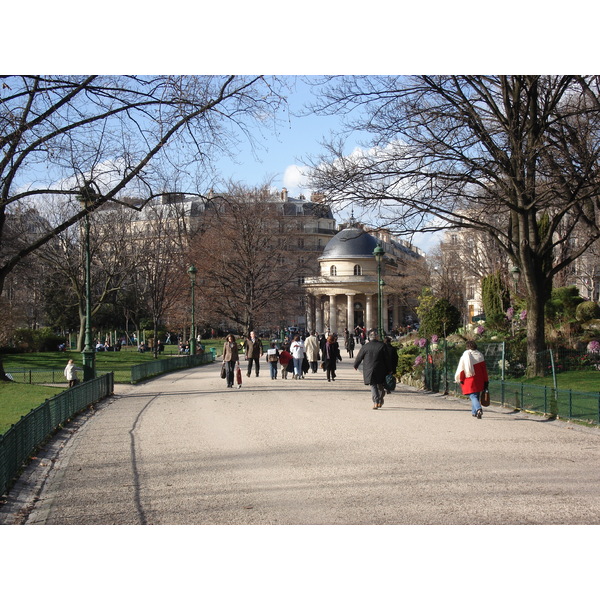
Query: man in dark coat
244 331 263 377
353 330 393 409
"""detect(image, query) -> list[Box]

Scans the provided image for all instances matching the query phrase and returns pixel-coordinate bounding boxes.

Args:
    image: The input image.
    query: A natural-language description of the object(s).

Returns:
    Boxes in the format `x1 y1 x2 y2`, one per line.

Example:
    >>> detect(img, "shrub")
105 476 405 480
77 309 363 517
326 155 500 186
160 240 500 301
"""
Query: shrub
546 286 584 321
12 328 65 352
418 298 461 338
576 301 600 322
481 272 510 328
396 344 421 377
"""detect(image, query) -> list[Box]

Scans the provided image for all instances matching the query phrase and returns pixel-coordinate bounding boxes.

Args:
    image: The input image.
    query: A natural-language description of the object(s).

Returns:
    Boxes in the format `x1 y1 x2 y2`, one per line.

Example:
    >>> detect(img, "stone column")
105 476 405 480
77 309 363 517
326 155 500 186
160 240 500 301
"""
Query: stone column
305 294 314 333
346 293 355 331
365 294 373 331
329 294 337 334
393 294 399 331
315 296 324 334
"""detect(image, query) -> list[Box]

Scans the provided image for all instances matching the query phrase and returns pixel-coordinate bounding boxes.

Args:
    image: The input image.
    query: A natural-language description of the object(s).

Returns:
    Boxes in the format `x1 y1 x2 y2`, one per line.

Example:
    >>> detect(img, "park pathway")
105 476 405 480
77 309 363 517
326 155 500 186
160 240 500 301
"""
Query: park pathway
2 357 600 525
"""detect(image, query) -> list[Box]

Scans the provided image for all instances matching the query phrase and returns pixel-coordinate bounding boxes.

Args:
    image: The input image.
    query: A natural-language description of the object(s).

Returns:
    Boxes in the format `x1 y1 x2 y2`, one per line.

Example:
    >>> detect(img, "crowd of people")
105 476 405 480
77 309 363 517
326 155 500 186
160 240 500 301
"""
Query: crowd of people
61 325 488 418
217 328 428 413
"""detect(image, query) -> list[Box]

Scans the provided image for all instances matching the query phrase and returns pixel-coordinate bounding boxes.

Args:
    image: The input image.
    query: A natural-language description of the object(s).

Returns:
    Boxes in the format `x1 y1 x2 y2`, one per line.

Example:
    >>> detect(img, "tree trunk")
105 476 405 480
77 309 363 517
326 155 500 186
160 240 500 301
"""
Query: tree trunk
153 320 159 359
525 282 548 378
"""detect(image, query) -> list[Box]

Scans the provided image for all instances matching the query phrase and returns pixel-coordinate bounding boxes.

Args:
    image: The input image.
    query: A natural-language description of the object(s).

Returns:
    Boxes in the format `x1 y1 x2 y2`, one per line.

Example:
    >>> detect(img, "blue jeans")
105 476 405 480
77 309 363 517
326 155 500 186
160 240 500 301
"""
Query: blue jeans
469 392 482 415
269 361 278 378
293 357 303 376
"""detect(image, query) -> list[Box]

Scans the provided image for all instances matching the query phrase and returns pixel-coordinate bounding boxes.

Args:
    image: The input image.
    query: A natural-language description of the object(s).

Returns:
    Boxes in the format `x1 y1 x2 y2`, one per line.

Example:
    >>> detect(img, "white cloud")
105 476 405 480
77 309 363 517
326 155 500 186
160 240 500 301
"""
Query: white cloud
282 164 310 197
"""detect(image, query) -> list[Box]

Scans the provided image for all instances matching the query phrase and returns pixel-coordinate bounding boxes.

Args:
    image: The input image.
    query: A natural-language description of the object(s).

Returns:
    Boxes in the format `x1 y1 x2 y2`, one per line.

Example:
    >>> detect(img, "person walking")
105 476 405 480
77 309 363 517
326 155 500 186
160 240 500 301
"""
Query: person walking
304 331 320 373
222 333 240 389
323 334 342 382
290 335 305 379
244 331 263 377
63 359 81 387
353 330 393 409
279 346 292 379
346 334 355 358
455 340 489 419
266 342 280 380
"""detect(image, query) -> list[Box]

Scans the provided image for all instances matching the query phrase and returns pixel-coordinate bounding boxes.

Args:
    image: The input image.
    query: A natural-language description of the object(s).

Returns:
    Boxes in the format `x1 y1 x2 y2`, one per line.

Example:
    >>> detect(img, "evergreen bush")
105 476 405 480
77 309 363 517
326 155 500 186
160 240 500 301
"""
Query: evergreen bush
576 300 600 322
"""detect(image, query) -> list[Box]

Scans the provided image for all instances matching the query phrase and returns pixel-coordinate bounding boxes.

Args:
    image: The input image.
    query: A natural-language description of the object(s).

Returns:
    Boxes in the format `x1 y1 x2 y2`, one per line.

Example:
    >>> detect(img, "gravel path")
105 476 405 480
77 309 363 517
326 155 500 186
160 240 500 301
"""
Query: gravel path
3 358 600 525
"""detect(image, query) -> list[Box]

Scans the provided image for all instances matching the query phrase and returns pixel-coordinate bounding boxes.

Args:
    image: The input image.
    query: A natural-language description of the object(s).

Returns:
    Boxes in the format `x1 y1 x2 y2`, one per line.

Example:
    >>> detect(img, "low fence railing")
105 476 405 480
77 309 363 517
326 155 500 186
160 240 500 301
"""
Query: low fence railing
419 343 600 425
130 351 215 383
0 373 114 497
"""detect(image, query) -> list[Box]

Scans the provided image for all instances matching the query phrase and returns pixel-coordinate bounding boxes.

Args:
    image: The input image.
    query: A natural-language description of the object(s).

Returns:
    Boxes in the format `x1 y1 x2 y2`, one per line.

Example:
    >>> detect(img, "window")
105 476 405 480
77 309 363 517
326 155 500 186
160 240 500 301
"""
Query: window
330 265 337 276
354 264 362 276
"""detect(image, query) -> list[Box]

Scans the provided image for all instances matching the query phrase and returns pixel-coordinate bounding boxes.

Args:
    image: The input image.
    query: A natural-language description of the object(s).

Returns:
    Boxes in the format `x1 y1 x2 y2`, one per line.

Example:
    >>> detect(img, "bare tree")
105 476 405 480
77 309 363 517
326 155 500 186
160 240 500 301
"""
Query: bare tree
134 201 190 358
0 75 285 377
308 76 600 374
190 184 308 335
36 202 145 350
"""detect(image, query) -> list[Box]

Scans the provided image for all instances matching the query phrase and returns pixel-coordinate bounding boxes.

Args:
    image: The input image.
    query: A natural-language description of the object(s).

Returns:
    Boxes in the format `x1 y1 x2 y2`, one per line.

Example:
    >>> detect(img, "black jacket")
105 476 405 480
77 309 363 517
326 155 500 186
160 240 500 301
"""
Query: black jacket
353 340 392 385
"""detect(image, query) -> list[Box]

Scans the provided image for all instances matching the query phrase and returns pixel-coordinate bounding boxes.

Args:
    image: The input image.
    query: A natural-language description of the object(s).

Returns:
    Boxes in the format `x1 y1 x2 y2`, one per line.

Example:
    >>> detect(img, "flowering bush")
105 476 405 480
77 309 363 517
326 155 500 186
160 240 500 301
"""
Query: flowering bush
476 325 485 335
431 334 439 343
414 338 427 348
414 355 424 366
520 310 527 321
588 340 600 354
506 307 514 319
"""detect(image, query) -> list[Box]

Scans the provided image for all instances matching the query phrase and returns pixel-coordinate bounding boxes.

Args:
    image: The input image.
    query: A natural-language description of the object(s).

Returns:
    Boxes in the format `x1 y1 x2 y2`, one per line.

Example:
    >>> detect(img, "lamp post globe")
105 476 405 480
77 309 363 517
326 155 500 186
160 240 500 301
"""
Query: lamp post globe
510 265 521 295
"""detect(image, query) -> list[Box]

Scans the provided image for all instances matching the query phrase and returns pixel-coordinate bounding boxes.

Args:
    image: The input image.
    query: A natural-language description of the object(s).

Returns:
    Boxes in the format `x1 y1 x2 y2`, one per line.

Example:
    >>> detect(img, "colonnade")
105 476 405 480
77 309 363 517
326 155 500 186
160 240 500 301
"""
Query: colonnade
305 293 402 335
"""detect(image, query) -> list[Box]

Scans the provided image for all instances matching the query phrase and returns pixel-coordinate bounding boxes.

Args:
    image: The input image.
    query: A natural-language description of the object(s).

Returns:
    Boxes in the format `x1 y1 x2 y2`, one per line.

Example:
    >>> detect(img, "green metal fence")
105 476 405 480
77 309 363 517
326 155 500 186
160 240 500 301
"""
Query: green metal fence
130 351 215 383
420 340 600 425
0 373 114 497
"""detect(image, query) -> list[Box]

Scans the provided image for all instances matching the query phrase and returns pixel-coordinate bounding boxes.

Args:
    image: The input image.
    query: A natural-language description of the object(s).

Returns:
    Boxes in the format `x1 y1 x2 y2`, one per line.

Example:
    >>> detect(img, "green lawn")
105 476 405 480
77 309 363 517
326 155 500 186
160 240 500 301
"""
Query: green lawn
2 345 185 385
519 371 600 393
0 383 60 435
0 341 226 434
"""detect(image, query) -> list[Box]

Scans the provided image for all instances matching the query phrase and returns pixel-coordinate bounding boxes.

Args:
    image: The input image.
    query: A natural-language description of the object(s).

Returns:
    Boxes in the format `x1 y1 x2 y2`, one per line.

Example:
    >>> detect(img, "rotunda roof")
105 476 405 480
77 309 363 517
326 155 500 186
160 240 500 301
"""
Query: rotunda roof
320 227 379 259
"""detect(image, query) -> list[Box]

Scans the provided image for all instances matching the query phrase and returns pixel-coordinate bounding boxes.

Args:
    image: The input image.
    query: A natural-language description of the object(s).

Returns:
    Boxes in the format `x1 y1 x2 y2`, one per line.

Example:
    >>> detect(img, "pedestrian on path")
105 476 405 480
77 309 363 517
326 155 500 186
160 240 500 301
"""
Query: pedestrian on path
244 331 263 377
279 346 292 379
323 334 342 382
353 330 392 409
454 340 489 419
290 335 305 379
304 331 320 373
222 333 240 389
63 359 81 387
266 342 280 379
346 334 355 358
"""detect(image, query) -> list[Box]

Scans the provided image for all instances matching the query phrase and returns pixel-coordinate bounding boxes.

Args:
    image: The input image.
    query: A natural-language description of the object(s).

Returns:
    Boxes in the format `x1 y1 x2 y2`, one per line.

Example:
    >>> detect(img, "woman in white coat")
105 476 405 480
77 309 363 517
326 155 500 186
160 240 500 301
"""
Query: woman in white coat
289 335 305 380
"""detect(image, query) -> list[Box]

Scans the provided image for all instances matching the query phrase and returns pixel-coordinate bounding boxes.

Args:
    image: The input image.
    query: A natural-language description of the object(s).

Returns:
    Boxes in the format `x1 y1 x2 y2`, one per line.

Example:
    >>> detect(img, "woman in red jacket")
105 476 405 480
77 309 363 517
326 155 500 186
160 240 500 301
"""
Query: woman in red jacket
454 340 489 419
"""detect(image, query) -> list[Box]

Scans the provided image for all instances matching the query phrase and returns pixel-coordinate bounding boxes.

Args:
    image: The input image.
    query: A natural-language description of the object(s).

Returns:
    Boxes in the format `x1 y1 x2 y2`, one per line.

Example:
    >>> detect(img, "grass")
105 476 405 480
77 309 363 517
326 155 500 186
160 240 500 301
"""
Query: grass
0 341 226 434
518 371 600 393
0 383 60 435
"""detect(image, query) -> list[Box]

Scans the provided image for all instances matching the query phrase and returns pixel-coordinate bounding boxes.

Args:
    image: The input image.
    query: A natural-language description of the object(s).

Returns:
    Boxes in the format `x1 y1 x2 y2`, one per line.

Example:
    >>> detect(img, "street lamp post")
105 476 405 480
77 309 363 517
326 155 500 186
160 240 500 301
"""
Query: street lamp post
188 265 197 355
373 244 385 339
510 265 521 295
80 196 95 381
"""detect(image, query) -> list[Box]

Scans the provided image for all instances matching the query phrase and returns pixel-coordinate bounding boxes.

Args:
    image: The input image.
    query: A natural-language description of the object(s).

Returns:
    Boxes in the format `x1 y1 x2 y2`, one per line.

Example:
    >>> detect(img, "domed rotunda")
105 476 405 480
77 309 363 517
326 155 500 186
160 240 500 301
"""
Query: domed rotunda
303 226 422 335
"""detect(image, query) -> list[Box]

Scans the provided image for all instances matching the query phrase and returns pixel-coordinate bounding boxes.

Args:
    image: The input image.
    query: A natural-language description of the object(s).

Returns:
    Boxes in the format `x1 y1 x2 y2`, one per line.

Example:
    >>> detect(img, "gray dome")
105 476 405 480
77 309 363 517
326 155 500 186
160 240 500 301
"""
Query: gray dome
321 227 379 259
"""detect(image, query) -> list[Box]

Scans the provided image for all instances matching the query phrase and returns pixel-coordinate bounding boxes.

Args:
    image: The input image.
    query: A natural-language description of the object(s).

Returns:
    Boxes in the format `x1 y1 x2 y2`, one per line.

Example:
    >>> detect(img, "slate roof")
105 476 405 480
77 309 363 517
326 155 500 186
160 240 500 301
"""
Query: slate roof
320 227 379 259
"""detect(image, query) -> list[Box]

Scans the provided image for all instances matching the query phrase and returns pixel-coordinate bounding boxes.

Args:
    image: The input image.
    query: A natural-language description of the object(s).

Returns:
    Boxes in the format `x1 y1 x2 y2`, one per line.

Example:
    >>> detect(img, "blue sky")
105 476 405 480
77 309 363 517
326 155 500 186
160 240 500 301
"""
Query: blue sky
214 77 352 196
